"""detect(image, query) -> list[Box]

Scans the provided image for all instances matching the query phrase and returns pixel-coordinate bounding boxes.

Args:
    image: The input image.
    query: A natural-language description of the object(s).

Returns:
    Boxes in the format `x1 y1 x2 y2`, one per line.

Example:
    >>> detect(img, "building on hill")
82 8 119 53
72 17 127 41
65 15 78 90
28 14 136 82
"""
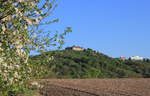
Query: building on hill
119 56 126 61
130 56 144 61
65 46 85 51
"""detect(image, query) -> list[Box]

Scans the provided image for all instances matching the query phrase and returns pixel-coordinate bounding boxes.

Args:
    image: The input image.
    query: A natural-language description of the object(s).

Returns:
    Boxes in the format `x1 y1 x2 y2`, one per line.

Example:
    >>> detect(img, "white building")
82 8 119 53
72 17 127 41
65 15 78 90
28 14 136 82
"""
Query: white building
130 56 143 61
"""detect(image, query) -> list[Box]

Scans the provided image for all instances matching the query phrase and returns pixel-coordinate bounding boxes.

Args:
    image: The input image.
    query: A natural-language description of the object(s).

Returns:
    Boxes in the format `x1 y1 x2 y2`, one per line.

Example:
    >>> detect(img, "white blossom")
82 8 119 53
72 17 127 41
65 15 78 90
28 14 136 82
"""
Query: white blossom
2 63 8 68
14 8 19 13
14 72 19 78
38 16 43 20
2 25 6 31
26 19 33 25
9 78 14 85
33 18 39 25
30 2 35 6
1 15 11 21
35 11 40 15
15 65 20 68
0 47 3 51
18 0 24 3
0 58 4 63
0 43 2 47
31 81 39 86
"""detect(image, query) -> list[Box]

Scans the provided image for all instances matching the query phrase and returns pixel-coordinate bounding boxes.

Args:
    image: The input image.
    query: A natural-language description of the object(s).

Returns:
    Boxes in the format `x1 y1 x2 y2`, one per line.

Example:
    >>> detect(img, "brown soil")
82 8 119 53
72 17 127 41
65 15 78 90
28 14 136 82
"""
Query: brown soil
37 78 150 96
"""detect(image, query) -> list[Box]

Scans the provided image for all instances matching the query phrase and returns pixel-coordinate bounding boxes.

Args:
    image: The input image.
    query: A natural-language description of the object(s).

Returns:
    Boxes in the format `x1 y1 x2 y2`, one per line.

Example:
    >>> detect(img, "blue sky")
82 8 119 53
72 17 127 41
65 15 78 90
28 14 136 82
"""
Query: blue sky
46 0 150 58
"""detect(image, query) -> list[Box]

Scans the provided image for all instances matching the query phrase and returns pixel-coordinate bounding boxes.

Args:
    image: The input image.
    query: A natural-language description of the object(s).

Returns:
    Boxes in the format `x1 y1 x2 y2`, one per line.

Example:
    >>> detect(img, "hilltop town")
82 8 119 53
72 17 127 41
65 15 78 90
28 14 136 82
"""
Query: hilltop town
65 46 149 61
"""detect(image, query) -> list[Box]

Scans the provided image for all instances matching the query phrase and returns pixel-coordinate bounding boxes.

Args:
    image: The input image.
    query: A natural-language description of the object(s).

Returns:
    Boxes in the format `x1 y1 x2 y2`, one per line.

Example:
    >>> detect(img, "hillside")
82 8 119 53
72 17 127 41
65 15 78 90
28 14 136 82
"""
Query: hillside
29 49 150 79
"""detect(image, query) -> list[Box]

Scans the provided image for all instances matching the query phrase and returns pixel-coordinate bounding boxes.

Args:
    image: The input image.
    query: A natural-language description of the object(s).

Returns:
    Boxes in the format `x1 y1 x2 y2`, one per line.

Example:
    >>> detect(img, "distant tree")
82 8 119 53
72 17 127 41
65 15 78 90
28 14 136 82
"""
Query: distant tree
128 57 132 61
146 59 150 63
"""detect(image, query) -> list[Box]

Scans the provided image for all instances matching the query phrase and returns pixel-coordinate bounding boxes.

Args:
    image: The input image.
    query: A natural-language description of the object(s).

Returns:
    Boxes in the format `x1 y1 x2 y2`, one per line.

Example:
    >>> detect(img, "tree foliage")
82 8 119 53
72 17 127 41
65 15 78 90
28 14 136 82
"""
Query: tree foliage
0 0 71 95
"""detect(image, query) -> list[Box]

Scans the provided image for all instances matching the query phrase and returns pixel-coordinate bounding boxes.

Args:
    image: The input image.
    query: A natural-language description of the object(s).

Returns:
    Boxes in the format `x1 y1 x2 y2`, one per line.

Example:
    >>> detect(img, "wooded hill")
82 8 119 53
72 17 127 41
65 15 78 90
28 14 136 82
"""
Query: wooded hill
29 48 150 79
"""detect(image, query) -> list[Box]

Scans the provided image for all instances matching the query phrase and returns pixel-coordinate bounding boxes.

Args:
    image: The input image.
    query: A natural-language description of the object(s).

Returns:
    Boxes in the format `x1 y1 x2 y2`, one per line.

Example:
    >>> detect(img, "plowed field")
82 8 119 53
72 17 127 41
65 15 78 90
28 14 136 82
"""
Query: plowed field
38 78 150 96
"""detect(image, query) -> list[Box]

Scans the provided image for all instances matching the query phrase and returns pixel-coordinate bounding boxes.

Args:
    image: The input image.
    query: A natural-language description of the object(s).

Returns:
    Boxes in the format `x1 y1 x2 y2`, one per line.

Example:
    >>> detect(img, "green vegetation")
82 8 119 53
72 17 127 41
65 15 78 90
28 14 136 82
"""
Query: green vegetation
29 48 150 79
0 0 71 95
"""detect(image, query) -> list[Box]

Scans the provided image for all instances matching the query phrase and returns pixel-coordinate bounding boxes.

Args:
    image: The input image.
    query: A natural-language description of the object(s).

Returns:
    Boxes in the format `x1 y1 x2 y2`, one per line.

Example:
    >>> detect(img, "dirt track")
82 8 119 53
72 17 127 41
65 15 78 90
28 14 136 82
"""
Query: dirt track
38 78 150 96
